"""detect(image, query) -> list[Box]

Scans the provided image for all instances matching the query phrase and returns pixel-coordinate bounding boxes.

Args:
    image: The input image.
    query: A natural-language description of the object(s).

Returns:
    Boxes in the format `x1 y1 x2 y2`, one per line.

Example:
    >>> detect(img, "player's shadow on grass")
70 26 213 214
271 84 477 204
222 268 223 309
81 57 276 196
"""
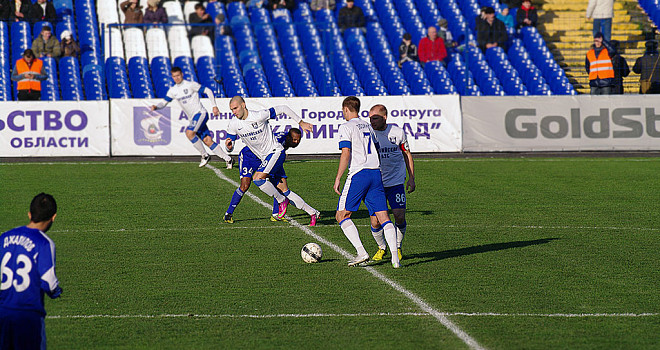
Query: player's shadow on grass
401 238 559 267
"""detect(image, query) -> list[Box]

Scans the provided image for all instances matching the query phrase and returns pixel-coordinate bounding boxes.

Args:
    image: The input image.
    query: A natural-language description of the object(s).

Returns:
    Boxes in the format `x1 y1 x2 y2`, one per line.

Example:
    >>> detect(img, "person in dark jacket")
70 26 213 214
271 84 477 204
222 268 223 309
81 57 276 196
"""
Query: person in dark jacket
10 0 31 21
27 0 56 25
144 0 168 24
516 0 538 29
610 40 629 94
477 7 508 52
268 0 295 11
585 32 616 95
121 0 144 24
0 0 11 21
338 0 365 33
398 33 419 67
189 3 213 39
633 40 660 94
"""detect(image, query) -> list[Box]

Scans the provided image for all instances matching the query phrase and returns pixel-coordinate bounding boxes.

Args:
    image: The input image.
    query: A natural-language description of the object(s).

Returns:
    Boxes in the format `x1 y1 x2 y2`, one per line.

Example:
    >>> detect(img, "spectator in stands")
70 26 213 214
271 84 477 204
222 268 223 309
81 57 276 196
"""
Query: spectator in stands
31 26 61 59
418 26 447 66
10 0 30 22
0 0 11 21
121 0 144 25
398 33 419 67
11 49 46 101
476 7 508 52
268 0 295 11
189 3 213 39
633 40 660 94
144 0 168 25
497 6 514 29
338 0 365 34
437 19 457 50
215 13 232 37
310 0 335 11
475 6 488 31
587 0 613 42
27 0 56 24
585 32 615 95
516 0 537 29
59 30 80 58
610 40 629 94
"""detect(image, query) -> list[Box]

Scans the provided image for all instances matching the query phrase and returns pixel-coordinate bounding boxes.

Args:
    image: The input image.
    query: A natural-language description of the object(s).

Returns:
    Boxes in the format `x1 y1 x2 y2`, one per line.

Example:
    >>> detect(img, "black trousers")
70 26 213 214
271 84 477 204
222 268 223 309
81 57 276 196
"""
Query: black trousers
17 90 41 101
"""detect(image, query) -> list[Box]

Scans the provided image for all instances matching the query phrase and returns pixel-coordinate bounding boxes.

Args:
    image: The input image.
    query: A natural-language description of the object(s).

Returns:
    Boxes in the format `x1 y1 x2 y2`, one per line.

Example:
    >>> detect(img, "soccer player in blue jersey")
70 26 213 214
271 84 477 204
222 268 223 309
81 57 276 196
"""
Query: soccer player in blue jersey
151 67 233 169
223 128 320 226
225 96 314 220
334 97 400 268
1 193 62 350
368 104 416 262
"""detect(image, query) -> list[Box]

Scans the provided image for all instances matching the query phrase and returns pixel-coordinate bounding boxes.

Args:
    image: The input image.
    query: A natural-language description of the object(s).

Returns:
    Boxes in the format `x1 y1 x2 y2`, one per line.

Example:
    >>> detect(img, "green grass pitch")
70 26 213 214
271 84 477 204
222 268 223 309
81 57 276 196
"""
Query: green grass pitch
1 157 659 349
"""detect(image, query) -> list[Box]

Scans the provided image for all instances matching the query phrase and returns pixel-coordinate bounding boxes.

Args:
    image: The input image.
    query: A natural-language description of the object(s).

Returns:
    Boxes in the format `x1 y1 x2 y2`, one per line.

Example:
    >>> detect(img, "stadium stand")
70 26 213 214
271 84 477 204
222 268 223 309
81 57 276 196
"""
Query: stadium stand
1 0 586 100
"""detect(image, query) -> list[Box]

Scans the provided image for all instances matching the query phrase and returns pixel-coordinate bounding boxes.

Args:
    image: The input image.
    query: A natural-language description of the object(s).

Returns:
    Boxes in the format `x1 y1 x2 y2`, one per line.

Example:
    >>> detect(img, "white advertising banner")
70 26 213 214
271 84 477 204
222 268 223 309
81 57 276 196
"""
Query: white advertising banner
110 95 462 156
0 101 110 157
462 95 660 151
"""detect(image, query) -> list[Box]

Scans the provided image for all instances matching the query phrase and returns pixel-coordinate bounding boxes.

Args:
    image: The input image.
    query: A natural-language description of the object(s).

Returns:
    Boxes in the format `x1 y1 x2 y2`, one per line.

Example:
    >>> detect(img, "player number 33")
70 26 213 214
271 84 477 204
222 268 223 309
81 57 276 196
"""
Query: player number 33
1 252 32 293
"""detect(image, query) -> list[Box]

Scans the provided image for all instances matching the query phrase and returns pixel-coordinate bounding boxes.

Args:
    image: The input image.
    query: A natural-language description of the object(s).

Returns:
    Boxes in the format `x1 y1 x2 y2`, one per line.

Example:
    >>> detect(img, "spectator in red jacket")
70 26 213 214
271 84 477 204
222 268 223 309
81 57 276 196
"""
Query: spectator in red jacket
516 0 538 29
418 26 447 66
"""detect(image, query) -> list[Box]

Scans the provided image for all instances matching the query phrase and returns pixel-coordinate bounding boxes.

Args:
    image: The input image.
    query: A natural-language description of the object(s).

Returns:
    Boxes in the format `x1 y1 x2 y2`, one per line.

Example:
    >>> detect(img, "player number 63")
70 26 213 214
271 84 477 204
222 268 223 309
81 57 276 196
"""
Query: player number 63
1 252 32 293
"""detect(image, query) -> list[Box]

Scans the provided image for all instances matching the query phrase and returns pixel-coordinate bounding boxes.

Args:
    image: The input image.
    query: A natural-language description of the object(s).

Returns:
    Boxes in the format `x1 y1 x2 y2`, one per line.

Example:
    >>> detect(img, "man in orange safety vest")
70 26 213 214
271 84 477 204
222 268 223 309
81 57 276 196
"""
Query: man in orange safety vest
11 49 46 101
585 32 615 95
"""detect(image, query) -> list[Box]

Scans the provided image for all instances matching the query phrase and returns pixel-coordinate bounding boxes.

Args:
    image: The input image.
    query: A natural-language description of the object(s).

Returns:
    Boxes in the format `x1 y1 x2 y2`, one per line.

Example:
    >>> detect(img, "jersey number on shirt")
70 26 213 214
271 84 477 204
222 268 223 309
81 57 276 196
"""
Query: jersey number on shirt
1 252 32 293
363 132 372 154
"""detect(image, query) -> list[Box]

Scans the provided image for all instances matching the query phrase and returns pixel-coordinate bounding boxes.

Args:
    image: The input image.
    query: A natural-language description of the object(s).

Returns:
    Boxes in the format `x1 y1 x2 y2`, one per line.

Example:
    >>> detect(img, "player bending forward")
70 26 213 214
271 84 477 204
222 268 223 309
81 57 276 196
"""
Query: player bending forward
368 104 415 261
225 96 314 220
151 67 233 169
223 128 320 226
334 96 400 268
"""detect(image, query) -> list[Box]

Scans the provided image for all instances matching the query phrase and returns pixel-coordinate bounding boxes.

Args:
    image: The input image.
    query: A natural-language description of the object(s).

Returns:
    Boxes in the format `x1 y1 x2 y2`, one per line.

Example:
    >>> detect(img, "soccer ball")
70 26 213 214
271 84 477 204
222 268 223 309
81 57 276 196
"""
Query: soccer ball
301 243 322 263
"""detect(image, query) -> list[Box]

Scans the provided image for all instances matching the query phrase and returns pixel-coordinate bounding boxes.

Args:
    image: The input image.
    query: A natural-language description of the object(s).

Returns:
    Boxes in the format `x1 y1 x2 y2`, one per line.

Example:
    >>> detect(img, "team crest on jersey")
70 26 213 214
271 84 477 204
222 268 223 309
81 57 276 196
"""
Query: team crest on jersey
184 89 189 94
389 136 398 144
252 122 259 129
133 107 171 146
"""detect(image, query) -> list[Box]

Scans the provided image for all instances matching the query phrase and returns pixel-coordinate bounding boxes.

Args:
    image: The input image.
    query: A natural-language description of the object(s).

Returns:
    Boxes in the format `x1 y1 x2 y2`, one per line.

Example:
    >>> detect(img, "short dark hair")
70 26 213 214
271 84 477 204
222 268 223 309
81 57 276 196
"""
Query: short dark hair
171 66 182 74
484 7 495 14
195 3 205 10
23 49 35 59
30 193 57 223
342 96 361 113
403 33 412 41
41 26 52 32
289 127 302 136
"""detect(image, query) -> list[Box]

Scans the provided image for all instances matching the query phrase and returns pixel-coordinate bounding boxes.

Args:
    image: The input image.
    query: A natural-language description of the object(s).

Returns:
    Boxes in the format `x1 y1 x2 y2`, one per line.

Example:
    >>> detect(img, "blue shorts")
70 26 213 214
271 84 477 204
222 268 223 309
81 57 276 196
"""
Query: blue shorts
0 307 46 350
257 150 287 181
186 112 212 140
239 148 262 179
337 168 388 215
384 184 406 210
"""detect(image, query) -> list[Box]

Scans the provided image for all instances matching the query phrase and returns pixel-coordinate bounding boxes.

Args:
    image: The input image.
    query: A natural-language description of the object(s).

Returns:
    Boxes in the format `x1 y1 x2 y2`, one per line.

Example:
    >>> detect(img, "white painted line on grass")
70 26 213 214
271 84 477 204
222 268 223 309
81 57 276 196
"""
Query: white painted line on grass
207 165 486 350
47 312 659 320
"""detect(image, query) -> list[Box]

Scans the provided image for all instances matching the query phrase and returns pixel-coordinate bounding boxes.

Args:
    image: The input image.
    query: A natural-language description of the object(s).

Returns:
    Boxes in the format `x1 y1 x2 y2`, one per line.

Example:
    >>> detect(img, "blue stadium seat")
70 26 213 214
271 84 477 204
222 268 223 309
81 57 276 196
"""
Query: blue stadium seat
82 64 106 100
196 56 225 98
150 56 174 98
105 57 131 99
11 21 31 64
401 61 433 95
41 57 60 101
59 57 83 100
54 0 74 17
56 16 76 41
0 21 10 101
128 56 155 99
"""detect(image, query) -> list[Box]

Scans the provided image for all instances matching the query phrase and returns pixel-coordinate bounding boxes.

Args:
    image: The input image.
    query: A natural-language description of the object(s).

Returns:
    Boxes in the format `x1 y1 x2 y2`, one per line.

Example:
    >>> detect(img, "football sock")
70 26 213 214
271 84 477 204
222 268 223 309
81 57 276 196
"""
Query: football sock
209 142 231 162
396 221 407 248
382 221 400 265
371 225 386 250
340 218 367 256
254 179 285 203
272 197 278 215
226 188 244 215
283 190 316 215
190 136 206 155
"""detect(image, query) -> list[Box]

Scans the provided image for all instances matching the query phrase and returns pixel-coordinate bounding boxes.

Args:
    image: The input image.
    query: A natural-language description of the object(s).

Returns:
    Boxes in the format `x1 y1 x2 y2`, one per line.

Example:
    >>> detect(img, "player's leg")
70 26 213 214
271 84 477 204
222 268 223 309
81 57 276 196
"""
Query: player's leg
386 184 407 260
277 178 320 226
0 308 44 350
196 115 231 168
364 170 400 268
392 208 406 257
336 172 369 266
224 153 255 223
185 113 211 166
254 151 288 217
270 178 288 222
369 214 387 260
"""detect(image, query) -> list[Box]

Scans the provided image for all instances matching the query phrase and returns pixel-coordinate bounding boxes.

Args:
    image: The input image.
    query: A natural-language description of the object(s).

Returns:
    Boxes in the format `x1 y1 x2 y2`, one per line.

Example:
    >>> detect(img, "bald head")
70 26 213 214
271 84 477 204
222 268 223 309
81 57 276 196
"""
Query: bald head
369 104 388 131
229 95 247 119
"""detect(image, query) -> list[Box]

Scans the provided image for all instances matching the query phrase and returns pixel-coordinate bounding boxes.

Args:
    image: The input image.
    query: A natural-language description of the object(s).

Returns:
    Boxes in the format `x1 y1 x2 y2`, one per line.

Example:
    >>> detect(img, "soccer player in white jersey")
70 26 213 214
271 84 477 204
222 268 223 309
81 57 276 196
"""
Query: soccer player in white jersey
225 96 314 220
334 96 400 268
151 67 233 169
368 104 415 262
1 193 62 350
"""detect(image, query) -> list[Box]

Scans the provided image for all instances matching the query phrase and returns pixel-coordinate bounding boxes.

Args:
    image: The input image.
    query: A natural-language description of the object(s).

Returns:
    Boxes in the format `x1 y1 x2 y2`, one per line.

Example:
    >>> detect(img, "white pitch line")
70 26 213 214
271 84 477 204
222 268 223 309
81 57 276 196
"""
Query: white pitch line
46 312 659 320
207 165 486 350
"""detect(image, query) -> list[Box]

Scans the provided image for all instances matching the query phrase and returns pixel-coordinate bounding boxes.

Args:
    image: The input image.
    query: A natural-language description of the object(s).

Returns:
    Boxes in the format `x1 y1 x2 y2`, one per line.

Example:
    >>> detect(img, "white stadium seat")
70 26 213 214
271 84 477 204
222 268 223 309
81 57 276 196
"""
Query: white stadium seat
191 35 214 63
97 0 120 26
168 26 191 59
105 27 124 60
123 27 147 60
163 1 185 25
146 28 170 60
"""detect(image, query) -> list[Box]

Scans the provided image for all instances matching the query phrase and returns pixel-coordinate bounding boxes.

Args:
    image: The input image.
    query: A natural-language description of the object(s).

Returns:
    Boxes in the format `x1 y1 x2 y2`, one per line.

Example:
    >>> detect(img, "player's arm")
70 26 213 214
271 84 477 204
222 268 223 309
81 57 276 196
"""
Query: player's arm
37 240 62 299
270 105 314 133
334 132 352 194
402 145 415 193
198 84 220 116
225 122 238 152
151 95 173 111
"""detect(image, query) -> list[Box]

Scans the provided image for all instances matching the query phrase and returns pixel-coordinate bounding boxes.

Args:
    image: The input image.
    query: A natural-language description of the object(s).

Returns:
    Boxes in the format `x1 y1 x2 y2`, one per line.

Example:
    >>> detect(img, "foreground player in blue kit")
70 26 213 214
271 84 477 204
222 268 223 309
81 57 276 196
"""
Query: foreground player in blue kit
225 96 314 220
1 193 62 350
151 67 233 169
334 97 400 268
223 128 320 226
368 104 416 261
